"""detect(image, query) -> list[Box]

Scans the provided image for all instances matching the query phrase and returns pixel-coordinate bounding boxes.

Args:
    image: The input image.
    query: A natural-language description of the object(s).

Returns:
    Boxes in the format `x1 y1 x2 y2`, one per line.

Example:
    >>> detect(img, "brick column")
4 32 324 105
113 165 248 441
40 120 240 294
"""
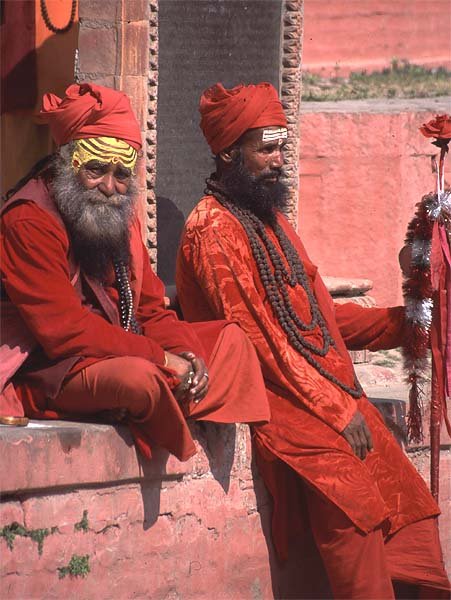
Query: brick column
77 0 155 256
281 0 304 229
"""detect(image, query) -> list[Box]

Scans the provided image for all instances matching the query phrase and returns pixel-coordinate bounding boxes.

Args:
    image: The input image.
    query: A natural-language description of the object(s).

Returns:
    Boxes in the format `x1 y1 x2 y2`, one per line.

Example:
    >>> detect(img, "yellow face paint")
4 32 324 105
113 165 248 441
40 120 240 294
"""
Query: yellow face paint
72 137 138 173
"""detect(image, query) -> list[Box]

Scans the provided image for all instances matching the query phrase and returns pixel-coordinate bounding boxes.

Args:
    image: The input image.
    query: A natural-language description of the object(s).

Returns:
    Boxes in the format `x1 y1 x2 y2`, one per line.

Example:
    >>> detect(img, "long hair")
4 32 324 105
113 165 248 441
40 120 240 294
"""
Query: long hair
3 154 55 203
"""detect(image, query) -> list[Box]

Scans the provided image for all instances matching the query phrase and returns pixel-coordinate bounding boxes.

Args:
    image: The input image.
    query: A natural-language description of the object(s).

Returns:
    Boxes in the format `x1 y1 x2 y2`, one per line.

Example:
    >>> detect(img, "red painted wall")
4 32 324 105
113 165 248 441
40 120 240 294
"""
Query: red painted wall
298 99 451 306
303 0 451 75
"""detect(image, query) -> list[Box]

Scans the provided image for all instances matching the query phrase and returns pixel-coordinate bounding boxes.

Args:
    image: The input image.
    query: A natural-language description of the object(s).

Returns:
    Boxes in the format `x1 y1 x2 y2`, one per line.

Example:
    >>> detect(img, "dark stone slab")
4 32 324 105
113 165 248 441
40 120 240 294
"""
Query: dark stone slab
156 0 283 284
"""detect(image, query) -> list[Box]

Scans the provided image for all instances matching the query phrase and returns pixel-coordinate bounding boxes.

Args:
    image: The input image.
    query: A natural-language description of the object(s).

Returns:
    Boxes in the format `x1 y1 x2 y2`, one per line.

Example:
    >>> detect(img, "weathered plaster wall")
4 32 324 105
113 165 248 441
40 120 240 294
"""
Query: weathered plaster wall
303 0 451 76
298 97 451 306
0 422 324 599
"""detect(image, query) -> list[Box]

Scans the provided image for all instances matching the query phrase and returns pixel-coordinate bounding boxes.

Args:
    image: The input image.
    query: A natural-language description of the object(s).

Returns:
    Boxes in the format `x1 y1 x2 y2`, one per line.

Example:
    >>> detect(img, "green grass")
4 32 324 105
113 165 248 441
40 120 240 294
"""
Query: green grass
58 554 90 579
0 522 59 555
302 59 451 102
74 510 89 533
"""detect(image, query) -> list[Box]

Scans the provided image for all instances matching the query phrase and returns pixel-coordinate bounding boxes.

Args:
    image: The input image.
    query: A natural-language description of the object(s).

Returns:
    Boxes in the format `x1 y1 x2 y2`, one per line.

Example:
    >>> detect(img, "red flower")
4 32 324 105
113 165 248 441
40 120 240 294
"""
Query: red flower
420 114 451 140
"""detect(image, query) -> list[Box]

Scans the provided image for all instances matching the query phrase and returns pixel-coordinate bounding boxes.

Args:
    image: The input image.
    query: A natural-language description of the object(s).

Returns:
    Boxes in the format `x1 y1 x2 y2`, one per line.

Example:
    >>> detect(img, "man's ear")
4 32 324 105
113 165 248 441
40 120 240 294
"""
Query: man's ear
219 147 239 164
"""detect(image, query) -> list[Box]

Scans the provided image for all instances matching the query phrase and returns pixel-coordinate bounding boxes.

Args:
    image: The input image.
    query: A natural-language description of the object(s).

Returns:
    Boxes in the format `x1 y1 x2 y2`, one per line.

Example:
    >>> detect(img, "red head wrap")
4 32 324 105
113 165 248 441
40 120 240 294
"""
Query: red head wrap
37 83 142 150
199 82 287 154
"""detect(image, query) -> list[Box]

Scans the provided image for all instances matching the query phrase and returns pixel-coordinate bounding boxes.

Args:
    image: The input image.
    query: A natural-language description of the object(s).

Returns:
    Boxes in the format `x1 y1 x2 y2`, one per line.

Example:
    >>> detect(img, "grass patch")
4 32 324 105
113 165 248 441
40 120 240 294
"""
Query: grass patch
372 358 397 368
303 59 451 102
74 510 89 533
58 554 90 579
0 522 59 555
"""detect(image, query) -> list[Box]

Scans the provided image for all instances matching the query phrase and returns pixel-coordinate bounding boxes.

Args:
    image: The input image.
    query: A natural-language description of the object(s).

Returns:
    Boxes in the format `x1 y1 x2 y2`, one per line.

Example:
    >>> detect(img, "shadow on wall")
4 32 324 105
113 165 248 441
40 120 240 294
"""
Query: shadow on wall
156 196 186 285
137 421 236 531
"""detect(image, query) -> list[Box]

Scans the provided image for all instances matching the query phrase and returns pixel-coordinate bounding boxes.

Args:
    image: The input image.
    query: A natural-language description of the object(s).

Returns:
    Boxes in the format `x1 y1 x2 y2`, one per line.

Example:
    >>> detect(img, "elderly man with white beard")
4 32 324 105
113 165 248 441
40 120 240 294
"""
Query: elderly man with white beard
0 83 270 460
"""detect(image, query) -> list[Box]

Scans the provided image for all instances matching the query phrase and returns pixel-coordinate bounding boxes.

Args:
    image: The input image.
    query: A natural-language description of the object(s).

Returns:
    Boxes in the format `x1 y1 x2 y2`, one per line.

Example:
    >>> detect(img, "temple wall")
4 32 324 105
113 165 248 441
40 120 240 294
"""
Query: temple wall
303 0 451 76
298 1 451 307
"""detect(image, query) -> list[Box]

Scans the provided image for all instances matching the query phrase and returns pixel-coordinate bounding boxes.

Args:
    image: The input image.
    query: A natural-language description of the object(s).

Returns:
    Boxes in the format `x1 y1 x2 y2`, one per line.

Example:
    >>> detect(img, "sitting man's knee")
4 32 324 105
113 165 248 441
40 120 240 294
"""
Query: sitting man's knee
91 357 167 417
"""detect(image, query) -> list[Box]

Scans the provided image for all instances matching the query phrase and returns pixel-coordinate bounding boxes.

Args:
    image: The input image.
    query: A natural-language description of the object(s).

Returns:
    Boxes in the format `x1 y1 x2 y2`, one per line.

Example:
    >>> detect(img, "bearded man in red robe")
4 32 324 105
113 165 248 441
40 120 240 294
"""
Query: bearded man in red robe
0 83 270 462
176 82 450 598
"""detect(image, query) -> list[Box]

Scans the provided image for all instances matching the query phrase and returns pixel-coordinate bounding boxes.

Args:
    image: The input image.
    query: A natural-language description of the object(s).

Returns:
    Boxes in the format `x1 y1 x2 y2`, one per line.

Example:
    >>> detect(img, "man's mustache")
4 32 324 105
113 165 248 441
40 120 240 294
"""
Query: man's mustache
259 168 284 181
85 189 128 206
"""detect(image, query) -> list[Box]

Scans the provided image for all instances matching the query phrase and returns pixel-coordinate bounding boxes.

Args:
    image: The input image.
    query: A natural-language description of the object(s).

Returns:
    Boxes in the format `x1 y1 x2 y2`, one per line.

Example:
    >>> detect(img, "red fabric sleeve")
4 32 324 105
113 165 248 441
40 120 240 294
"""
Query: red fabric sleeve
177 204 357 434
334 302 405 351
1 202 169 364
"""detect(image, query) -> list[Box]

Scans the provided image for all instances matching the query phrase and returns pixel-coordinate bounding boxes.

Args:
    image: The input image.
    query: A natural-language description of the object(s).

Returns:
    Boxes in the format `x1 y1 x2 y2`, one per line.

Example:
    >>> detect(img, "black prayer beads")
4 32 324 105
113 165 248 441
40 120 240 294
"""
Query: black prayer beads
113 260 141 334
205 178 363 399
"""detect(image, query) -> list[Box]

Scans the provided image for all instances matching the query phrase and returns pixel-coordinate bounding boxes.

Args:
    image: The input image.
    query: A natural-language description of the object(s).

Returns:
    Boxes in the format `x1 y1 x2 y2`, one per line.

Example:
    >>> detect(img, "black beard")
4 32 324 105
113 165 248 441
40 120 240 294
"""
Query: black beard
220 158 288 225
50 149 136 282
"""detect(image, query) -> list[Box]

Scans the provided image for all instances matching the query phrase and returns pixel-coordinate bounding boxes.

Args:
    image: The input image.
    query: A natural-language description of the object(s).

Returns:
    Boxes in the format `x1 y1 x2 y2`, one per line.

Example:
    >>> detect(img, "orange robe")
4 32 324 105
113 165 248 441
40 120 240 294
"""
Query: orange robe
0 180 269 460
176 196 441 561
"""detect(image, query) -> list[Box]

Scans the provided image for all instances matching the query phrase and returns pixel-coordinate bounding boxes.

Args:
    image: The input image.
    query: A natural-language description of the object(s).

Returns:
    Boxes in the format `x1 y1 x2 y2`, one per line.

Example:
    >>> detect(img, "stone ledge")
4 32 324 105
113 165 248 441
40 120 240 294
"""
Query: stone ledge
323 275 373 297
0 420 290 599
300 96 451 114
0 419 254 497
0 420 193 496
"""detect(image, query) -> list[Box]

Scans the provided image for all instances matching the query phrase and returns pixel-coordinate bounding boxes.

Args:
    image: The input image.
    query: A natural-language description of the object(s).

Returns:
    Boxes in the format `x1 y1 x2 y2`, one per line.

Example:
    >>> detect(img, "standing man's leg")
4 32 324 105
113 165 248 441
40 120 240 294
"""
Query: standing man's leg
304 483 395 599
385 517 450 598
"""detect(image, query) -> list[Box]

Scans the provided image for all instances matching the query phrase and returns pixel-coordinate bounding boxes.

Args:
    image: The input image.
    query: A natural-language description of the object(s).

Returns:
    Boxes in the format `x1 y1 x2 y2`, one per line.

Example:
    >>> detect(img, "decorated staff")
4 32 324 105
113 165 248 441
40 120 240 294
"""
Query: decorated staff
401 113 451 500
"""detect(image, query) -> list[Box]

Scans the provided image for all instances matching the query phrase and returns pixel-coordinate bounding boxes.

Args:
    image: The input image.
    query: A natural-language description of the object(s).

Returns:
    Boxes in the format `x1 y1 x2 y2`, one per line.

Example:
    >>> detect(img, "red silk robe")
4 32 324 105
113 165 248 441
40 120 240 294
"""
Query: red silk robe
0 180 269 460
176 195 440 560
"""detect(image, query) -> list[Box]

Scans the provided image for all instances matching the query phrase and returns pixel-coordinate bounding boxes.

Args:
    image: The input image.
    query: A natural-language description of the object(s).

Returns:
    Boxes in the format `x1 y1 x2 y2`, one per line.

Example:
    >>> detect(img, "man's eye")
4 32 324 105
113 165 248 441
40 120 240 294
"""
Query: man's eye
115 171 131 181
87 167 104 176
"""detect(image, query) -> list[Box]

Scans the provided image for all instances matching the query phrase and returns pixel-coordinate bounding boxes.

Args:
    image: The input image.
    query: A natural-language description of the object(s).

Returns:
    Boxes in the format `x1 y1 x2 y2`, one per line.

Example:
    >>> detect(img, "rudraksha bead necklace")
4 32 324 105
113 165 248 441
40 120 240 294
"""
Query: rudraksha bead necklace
40 0 77 35
206 178 363 399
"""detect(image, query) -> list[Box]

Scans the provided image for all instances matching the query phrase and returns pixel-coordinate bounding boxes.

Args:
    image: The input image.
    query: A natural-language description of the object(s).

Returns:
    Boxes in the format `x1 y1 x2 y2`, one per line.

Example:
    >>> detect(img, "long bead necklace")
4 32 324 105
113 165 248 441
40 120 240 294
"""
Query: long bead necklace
206 179 363 399
113 260 141 334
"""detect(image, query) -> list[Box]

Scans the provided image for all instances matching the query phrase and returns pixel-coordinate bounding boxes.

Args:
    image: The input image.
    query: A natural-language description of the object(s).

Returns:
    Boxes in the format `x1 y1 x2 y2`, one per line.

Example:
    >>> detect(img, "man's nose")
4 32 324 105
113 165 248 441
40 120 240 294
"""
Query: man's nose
270 149 284 169
98 172 115 197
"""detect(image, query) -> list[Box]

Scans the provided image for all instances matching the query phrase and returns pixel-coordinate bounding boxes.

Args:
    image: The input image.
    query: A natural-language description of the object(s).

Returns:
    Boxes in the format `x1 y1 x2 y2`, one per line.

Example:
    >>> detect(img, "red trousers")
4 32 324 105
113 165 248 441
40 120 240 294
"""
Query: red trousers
304 484 450 599
49 324 269 461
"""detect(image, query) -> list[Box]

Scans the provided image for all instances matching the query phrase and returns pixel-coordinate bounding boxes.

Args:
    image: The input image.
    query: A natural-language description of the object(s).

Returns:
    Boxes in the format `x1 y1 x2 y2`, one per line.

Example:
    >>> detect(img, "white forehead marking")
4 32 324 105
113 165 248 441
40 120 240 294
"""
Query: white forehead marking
262 128 288 142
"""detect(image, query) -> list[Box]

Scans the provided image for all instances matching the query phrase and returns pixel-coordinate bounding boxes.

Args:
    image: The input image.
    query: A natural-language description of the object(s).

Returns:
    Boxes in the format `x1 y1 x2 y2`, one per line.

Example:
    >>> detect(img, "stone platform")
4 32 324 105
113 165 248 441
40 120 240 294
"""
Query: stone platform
0 421 324 600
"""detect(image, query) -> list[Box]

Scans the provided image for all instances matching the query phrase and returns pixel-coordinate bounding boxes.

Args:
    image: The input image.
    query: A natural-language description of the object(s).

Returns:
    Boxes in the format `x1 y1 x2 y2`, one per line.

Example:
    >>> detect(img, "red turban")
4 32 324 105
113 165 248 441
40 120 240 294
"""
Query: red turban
199 82 287 154
37 83 142 150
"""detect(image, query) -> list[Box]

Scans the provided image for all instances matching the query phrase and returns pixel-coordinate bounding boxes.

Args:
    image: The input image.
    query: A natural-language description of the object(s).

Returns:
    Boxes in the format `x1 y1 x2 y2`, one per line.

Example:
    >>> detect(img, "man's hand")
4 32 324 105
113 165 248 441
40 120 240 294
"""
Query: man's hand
342 411 373 460
165 351 209 403
164 351 192 379
179 351 209 403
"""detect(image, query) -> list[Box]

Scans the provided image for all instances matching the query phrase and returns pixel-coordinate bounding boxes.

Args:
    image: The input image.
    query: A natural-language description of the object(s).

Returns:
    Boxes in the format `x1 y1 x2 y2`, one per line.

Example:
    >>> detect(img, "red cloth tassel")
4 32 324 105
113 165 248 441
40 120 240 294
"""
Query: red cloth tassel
407 376 424 444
